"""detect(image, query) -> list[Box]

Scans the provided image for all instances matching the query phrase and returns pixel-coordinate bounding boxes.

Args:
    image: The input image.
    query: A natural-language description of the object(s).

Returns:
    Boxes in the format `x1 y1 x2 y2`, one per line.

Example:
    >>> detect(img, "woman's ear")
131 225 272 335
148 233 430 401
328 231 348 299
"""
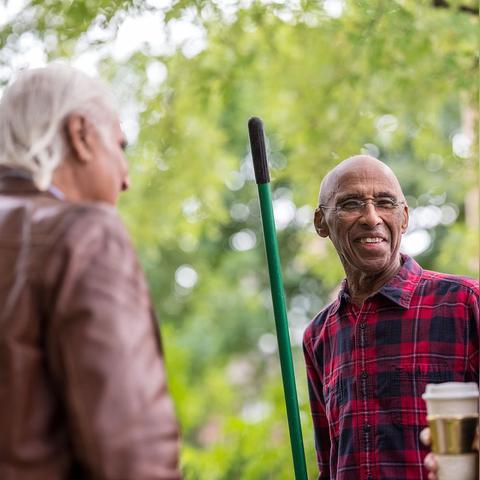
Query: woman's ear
314 207 329 237
65 113 95 164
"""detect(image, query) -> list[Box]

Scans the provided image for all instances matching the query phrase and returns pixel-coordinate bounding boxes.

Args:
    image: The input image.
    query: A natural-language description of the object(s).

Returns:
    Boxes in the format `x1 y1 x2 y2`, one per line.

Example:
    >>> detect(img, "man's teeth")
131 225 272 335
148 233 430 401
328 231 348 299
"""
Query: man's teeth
359 237 383 243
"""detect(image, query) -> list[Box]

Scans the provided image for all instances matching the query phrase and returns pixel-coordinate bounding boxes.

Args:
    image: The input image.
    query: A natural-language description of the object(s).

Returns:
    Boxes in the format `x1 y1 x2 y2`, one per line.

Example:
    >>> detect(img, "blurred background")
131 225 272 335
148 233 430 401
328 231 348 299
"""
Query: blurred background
1 0 478 478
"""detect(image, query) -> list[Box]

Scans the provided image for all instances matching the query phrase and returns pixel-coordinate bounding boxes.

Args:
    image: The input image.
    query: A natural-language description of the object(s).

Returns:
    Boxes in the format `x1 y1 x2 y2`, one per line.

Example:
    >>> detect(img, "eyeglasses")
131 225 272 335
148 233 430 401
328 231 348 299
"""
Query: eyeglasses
319 197 405 216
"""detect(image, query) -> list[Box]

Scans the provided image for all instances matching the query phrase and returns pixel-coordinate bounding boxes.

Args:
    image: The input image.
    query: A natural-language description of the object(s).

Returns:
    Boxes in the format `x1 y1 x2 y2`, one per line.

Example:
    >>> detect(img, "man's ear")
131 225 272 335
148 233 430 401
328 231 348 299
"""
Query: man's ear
401 204 409 234
314 207 329 237
65 113 94 163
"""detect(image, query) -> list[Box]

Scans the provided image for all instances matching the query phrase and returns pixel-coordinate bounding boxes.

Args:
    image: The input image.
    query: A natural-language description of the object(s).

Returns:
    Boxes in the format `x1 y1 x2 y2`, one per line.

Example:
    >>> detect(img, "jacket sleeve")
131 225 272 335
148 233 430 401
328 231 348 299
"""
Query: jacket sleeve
303 329 331 479
46 206 181 479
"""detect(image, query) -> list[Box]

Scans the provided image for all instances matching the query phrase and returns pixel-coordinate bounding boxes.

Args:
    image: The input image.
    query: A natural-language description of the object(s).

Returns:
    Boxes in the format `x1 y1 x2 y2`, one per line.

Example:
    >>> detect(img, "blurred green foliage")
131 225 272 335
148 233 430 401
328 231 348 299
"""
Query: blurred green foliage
1 0 478 478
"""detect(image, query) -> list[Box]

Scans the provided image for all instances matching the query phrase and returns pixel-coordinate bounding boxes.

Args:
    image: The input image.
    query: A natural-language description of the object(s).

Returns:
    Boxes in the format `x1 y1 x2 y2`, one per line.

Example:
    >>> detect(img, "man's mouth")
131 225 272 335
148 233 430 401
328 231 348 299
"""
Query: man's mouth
358 237 385 244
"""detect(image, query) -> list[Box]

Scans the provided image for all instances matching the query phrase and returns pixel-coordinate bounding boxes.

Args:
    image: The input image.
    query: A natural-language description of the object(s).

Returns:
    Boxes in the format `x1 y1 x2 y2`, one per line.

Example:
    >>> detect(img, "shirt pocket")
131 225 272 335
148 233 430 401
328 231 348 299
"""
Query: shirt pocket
384 363 454 428
324 376 348 440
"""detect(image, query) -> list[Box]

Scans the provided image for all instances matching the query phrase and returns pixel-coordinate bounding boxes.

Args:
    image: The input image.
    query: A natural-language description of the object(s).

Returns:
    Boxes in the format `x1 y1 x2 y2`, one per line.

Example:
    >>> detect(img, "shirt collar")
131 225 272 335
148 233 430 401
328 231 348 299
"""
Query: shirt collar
378 254 423 308
334 254 423 311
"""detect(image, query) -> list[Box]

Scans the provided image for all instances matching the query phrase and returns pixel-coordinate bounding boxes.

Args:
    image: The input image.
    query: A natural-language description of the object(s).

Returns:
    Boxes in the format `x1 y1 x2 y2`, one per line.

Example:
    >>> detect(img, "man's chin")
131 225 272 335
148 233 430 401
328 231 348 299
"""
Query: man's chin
354 257 391 275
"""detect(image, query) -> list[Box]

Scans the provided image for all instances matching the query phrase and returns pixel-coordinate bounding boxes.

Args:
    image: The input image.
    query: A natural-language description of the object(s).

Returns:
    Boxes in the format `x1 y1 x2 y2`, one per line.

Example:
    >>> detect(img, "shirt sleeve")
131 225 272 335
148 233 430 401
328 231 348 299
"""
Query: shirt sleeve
467 287 479 380
46 206 181 479
303 330 331 479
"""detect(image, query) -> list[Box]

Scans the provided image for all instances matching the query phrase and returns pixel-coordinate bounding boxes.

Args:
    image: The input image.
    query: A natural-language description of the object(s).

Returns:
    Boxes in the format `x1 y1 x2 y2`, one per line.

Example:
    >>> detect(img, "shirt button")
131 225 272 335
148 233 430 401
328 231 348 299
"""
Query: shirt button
361 371 368 379
359 322 366 329
367 476 373 480
364 424 371 433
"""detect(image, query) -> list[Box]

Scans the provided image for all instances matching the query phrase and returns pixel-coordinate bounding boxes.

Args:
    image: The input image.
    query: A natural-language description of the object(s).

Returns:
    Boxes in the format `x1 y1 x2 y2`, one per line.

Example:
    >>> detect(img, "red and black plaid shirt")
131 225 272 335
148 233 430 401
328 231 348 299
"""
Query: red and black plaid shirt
303 255 479 480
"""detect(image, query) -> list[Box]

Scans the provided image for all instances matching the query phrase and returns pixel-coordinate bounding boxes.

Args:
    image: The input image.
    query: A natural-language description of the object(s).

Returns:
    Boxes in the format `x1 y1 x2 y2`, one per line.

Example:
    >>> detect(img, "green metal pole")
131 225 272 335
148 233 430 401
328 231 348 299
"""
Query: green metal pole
248 117 308 480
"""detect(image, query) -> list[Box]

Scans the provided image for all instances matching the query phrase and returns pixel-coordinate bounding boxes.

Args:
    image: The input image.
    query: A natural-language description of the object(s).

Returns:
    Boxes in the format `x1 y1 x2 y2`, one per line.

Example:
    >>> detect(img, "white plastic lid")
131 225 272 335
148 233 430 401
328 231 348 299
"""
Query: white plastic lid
422 382 479 400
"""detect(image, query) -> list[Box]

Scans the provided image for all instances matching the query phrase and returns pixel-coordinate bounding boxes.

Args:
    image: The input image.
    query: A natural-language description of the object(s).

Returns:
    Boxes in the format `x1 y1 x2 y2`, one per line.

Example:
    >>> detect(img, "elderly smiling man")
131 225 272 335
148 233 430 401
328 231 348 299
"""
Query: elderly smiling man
303 155 479 480
0 66 181 479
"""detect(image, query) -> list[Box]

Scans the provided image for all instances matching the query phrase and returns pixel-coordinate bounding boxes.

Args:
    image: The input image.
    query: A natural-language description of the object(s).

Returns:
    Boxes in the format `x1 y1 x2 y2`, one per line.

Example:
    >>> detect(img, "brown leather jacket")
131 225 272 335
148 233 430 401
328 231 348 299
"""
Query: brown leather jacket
0 170 181 479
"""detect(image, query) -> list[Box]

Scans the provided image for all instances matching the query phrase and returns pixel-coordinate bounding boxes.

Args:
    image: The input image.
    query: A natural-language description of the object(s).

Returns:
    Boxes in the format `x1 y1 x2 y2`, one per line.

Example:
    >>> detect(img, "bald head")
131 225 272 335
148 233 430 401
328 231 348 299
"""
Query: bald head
314 154 409 290
318 155 405 206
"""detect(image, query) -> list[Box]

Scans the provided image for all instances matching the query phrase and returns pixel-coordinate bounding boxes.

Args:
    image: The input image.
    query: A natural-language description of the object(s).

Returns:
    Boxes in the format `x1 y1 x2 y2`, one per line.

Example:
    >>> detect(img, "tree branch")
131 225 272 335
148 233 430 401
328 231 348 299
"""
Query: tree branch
432 0 479 16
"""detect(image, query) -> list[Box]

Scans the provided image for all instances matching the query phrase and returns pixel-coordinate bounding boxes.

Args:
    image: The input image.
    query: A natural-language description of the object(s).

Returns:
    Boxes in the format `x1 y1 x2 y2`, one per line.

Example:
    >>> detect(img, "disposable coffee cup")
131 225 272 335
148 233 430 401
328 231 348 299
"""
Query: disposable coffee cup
422 382 479 480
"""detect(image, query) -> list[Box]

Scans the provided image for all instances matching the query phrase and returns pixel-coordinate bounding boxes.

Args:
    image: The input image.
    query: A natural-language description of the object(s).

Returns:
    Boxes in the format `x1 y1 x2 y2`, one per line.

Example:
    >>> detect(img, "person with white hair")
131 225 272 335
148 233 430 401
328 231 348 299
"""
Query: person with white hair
0 65 182 479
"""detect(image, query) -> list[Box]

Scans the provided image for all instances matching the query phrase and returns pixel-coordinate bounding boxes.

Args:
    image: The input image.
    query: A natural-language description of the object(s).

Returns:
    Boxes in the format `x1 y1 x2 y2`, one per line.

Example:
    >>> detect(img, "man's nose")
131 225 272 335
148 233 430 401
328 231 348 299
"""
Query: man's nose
122 175 130 192
359 201 383 227
121 156 129 191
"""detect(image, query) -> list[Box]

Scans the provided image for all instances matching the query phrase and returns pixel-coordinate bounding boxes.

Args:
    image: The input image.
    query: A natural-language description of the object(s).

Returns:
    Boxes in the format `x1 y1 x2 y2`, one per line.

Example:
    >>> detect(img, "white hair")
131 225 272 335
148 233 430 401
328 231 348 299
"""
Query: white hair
0 65 118 190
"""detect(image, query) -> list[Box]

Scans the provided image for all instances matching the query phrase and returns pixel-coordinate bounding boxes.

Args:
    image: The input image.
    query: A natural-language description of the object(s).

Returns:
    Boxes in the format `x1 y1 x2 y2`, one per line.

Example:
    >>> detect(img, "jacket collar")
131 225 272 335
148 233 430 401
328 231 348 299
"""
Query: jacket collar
0 166 39 194
332 254 423 313
0 166 64 200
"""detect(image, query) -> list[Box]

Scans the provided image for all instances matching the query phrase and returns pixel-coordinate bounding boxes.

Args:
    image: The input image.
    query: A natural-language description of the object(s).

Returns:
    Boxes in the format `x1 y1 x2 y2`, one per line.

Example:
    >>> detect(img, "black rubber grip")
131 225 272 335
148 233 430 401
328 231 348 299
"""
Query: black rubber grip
248 116 270 184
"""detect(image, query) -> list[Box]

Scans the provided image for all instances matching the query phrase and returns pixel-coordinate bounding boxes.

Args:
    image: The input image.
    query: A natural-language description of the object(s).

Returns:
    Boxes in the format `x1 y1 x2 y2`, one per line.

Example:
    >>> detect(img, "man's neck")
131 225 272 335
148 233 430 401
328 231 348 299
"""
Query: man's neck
345 258 402 306
51 162 85 202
